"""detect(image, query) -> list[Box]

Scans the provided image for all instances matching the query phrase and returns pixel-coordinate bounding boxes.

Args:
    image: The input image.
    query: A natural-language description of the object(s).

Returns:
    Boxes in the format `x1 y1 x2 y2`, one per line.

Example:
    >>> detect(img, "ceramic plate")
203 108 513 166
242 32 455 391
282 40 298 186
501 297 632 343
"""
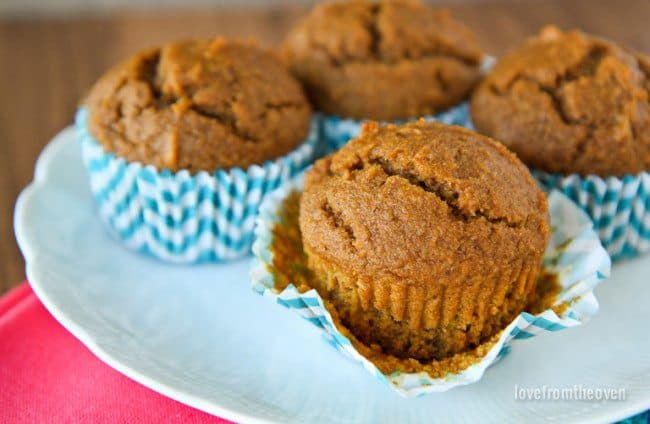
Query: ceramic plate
14 127 650 423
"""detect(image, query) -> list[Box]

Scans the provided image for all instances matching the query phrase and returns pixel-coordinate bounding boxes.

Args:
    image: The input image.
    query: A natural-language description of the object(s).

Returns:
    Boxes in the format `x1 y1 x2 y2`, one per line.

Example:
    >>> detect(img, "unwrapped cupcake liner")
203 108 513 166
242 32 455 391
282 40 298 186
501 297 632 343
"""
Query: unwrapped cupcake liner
76 107 319 263
250 173 611 396
534 170 650 260
319 102 473 153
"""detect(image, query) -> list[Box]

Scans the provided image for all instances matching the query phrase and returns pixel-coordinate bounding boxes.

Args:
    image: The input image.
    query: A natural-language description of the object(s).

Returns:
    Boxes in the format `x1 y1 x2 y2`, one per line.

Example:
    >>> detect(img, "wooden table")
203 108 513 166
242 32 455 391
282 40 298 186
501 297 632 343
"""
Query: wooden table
1 0 648 294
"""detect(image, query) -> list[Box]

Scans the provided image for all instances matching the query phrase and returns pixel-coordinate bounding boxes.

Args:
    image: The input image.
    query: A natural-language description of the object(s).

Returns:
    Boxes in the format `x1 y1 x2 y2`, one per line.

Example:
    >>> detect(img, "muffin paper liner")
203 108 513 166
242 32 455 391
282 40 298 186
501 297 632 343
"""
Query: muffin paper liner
319 102 474 153
534 170 650 260
75 107 319 263
250 173 611 396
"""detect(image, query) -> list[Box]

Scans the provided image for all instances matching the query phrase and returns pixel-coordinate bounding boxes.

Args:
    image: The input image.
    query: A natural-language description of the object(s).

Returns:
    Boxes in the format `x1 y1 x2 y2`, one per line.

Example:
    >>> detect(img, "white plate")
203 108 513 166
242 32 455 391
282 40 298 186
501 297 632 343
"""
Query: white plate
14 127 650 424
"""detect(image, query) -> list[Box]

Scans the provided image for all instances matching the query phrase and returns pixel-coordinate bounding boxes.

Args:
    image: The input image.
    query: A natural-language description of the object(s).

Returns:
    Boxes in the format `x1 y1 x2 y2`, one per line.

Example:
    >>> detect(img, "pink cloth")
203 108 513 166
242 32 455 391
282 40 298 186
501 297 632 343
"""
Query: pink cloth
0 282 233 423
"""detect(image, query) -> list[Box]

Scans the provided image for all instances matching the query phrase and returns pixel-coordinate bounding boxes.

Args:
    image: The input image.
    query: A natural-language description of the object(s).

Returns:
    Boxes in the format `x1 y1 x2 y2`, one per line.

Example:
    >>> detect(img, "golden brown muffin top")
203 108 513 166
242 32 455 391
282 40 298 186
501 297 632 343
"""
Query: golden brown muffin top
299 120 550 290
84 39 312 173
283 0 484 120
471 26 650 176
287 0 482 65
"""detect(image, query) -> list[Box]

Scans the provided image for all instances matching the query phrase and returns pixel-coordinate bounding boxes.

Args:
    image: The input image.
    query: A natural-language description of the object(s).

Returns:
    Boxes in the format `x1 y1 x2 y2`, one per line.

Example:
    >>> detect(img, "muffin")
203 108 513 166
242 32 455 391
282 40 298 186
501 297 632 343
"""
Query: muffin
283 0 484 150
471 26 650 258
77 38 318 263
471 25 650 176
85 38 312 172
299 120 550 361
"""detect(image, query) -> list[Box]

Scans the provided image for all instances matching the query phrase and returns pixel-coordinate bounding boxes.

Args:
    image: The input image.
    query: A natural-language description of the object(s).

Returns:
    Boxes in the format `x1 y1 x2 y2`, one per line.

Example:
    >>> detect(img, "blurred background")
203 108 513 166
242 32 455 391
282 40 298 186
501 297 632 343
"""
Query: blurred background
1 0 648 292
0 0 500 15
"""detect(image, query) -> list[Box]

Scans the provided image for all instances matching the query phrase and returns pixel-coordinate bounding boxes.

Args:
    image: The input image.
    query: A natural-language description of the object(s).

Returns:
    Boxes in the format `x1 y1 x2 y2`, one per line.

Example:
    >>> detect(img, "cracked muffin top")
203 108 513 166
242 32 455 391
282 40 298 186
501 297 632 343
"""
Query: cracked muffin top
471 26 650 176
282 0 484 121
84 38 312 173
299 119 549 291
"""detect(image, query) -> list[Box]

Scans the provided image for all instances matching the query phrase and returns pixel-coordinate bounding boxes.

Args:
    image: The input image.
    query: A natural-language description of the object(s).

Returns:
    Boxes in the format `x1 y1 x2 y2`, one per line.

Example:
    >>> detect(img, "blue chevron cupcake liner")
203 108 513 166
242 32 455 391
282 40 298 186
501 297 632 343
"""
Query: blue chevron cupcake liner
534 170 650 260
250 174 611 396
76 107 319 263
319 102 474 153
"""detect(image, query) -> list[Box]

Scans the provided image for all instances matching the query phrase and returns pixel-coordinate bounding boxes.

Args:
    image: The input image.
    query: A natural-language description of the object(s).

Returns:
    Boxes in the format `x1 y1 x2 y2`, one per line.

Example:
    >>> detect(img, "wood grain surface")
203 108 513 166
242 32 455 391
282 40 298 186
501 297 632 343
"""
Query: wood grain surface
1 0 649 293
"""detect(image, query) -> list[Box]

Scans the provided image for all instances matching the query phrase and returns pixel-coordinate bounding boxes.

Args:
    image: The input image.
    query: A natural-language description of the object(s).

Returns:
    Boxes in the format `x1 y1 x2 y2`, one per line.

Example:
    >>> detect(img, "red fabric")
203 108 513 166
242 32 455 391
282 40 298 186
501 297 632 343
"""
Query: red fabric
0 282 233 423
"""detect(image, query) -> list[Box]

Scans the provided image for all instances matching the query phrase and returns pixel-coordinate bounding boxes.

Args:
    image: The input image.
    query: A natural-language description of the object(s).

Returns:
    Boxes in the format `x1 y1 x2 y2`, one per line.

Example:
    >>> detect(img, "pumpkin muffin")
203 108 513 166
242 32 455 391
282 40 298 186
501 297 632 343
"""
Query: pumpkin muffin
283 0 484 121
77 38 317 263
471 26 650 176
299 120 550 361
85 38 312 173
